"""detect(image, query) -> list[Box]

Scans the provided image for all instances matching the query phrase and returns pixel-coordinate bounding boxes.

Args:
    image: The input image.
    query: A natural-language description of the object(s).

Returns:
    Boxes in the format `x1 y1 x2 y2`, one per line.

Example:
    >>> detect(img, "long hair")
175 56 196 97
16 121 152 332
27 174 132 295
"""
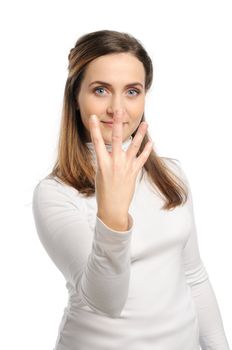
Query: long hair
48 29 188 210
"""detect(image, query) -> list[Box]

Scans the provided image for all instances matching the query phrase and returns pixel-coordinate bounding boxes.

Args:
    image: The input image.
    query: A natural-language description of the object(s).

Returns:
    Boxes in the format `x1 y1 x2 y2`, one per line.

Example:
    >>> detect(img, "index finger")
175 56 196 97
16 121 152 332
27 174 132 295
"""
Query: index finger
88 114 109 166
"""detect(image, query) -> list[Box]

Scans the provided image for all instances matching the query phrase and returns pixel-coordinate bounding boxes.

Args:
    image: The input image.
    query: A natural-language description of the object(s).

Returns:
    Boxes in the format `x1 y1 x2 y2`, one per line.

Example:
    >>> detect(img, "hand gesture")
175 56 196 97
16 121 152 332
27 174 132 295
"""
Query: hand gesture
88 109 153 231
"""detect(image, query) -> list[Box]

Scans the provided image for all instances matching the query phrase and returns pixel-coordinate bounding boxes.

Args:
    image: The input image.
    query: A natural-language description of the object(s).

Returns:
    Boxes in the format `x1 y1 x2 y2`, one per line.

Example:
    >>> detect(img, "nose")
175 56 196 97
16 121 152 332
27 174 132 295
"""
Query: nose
107 106 126 117
106 95 126 116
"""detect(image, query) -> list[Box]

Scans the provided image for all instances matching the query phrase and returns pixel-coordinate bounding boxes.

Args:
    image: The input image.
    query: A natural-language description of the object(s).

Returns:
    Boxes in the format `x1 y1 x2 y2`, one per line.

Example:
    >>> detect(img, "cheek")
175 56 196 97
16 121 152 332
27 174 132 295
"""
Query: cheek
130 102 144 120
81 95 104 114
129 96 145 112
78 97 104 130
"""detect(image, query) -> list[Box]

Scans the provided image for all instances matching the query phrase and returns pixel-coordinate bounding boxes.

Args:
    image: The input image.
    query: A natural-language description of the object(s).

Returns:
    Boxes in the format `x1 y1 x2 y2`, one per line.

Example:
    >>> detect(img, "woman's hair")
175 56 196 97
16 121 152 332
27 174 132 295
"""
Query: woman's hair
48 29 188 210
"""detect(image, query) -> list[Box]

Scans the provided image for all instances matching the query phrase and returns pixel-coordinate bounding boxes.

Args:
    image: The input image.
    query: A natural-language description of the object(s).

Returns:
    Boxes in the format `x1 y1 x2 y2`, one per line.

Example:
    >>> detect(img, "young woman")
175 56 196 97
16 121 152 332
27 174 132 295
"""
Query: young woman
32 30 230 350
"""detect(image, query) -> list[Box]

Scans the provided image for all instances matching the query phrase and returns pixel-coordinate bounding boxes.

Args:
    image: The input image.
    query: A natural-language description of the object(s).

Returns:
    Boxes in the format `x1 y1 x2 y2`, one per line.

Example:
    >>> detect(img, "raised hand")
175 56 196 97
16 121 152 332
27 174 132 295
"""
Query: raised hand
88 109 153 232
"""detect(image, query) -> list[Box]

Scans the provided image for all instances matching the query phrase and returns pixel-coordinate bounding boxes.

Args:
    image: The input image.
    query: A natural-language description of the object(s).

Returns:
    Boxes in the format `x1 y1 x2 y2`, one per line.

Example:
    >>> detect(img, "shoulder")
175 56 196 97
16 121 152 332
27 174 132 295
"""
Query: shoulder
32 175 64 200
32 175 85 211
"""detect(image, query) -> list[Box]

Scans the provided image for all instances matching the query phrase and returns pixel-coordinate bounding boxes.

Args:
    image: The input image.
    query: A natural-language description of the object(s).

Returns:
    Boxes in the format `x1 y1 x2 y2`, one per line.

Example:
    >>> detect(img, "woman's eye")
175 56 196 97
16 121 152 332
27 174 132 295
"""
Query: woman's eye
128 89 140 96
93 87 140 96
94 87 105 95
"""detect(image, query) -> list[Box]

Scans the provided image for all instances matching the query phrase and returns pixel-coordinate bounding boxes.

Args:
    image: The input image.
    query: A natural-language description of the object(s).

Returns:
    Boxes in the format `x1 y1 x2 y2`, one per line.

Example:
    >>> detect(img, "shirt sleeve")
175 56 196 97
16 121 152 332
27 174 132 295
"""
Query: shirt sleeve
32 178 133 318
177 163 230 350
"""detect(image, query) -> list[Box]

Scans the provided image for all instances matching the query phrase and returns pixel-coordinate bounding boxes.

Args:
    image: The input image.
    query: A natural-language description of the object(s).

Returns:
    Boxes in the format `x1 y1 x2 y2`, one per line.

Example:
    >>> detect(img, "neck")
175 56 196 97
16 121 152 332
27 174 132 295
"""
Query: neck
85 135 133 161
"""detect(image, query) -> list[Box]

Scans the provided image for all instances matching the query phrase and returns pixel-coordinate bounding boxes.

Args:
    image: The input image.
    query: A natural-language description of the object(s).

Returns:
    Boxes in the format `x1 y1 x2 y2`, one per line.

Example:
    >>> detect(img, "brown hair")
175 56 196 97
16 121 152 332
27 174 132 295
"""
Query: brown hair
48 29 188 210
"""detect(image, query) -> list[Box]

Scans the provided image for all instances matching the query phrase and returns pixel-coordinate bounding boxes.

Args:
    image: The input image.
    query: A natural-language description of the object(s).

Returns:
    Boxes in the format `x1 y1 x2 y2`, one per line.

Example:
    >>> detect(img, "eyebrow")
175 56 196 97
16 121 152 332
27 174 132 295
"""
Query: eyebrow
88 80 144 88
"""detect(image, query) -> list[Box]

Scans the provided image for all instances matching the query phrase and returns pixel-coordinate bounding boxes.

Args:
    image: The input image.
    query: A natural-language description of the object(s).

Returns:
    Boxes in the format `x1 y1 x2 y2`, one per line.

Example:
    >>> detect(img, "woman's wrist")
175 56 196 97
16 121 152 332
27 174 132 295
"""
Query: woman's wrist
96 212 129 232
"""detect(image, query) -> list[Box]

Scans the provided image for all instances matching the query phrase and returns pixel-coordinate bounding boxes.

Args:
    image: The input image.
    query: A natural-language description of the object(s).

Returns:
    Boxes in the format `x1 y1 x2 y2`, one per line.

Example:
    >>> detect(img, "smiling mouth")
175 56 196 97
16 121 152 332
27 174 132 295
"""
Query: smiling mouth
101 122 127 128
101 121 127 124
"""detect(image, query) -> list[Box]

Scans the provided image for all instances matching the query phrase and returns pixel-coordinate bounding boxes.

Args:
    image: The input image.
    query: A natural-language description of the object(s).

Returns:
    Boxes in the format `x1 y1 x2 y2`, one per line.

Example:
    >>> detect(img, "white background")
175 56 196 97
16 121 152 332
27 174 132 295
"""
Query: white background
0 0 231 349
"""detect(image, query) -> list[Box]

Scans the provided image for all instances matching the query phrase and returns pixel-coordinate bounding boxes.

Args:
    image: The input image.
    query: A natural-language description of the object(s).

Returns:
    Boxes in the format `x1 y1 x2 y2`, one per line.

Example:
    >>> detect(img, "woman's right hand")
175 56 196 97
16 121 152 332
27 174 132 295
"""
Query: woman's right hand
88 109 153 231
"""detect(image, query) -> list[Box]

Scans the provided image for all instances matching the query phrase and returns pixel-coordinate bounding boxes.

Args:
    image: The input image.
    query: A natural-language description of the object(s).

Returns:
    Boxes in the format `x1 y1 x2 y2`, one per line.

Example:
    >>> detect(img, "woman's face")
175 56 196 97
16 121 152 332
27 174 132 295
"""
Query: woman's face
76 52 146 144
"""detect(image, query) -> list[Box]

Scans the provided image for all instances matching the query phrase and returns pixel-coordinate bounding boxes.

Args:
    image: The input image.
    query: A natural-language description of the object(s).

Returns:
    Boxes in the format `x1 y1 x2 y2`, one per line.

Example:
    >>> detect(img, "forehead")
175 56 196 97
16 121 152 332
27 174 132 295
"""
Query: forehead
84 53 145 84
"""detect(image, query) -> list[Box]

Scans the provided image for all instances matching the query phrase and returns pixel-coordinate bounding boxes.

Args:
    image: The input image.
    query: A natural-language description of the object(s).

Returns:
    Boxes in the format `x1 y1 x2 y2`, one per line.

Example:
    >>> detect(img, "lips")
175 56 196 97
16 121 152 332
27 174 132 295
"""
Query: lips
101 121 127 124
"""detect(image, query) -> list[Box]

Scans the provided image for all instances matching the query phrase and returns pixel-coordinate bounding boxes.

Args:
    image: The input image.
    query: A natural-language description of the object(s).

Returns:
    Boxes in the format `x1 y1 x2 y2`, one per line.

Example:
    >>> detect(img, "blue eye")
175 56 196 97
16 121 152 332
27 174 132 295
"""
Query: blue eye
93 87 140 96
94 87 105 95
128 89 140 96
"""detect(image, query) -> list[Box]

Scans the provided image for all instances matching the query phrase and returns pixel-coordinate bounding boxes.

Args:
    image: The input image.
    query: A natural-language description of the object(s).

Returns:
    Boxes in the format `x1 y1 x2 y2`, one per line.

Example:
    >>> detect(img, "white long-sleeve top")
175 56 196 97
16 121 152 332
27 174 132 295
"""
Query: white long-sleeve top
32 136 230 350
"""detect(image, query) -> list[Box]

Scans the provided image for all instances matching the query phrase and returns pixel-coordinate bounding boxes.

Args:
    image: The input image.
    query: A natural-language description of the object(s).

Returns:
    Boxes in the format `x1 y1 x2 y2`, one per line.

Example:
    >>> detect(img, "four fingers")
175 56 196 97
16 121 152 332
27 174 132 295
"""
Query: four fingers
88 111 153 171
